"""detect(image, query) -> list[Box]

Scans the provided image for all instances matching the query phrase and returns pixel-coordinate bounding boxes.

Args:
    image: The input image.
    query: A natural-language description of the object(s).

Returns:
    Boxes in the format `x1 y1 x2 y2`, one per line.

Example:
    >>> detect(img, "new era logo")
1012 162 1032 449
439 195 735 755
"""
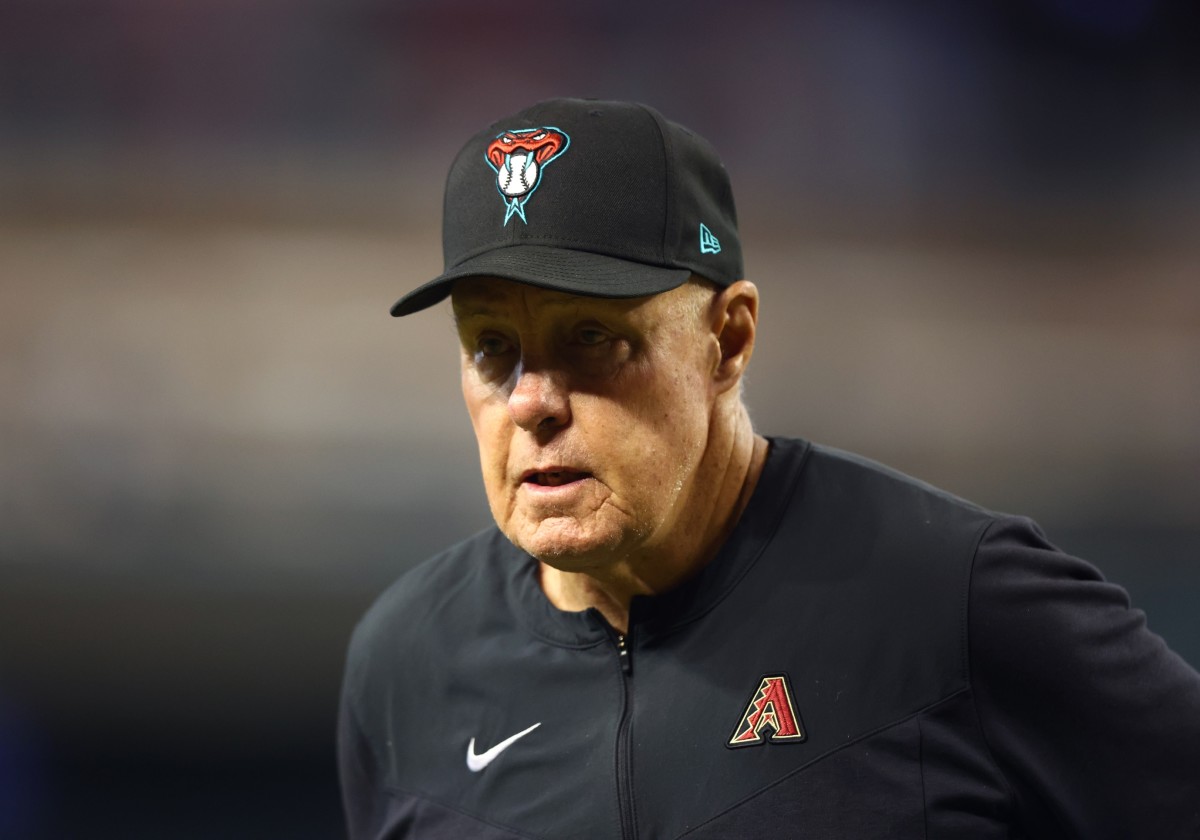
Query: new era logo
699 223 722 254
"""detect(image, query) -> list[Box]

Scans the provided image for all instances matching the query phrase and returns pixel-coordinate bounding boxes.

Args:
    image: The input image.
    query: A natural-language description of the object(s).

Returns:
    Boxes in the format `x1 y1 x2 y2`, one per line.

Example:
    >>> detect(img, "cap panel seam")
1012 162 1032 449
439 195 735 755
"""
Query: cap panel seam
634 103 672 265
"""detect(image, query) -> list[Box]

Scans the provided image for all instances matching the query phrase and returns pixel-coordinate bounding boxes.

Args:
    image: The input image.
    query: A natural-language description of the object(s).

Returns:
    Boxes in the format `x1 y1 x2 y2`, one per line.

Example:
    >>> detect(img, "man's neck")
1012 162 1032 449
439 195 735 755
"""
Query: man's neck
539 416 769 634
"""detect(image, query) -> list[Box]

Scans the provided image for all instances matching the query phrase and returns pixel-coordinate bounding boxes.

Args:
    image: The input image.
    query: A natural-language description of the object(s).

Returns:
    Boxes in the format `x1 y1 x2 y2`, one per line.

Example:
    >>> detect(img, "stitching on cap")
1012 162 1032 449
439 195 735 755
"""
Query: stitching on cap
634 103 672 264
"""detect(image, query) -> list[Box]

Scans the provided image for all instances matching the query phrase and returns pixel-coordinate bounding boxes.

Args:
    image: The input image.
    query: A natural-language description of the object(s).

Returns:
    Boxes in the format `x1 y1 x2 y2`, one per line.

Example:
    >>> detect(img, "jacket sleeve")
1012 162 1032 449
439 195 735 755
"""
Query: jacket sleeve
968 516 1200 839
337 632 385 840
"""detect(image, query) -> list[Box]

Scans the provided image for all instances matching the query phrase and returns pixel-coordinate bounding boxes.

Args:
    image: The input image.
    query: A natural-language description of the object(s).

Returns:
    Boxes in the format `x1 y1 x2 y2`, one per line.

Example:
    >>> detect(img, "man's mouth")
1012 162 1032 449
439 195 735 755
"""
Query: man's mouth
522 469 592 487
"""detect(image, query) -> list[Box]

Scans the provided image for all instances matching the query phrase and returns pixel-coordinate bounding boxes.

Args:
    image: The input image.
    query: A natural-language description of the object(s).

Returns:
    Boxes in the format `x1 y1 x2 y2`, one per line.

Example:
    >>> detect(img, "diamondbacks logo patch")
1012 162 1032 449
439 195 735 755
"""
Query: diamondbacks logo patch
728 674 806 748
484 126 570 225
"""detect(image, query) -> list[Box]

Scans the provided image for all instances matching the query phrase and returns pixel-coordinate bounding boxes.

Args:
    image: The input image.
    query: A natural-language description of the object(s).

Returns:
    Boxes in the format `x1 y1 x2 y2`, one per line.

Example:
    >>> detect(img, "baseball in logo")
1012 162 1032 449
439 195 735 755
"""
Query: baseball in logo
484 127 570 225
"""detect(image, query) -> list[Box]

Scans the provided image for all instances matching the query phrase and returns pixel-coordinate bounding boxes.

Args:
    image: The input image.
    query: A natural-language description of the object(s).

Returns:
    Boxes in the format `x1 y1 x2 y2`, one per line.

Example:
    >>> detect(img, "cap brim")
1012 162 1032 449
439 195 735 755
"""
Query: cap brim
390 245 693 316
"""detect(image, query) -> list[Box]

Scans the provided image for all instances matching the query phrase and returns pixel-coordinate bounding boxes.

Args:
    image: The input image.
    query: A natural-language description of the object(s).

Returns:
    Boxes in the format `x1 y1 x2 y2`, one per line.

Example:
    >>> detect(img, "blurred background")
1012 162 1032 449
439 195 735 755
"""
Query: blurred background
1 0 1198 837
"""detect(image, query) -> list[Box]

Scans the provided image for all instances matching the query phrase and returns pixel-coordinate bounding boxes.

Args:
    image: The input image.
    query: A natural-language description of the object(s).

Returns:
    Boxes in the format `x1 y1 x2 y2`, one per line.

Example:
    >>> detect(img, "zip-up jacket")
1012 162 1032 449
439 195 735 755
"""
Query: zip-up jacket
338 438 1200 839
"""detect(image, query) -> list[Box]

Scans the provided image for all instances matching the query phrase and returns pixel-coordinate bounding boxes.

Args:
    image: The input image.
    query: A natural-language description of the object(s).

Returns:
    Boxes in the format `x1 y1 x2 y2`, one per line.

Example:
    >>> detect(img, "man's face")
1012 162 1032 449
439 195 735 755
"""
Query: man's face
452 277 717 573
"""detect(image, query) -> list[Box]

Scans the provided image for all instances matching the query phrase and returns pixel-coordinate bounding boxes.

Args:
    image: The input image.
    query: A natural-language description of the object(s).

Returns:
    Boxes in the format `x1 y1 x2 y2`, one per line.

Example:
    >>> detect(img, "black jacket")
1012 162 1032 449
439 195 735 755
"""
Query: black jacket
339 438 1200 839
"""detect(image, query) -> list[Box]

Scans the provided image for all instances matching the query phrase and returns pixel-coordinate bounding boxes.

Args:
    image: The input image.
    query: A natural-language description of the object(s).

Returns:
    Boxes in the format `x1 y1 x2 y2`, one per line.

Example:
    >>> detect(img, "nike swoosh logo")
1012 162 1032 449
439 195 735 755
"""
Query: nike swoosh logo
466 722 541 772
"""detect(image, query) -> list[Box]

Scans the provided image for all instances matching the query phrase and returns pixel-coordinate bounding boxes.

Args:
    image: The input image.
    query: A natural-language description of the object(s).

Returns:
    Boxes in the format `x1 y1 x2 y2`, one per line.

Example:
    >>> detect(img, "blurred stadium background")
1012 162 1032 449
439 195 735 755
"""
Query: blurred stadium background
1 1 1197 837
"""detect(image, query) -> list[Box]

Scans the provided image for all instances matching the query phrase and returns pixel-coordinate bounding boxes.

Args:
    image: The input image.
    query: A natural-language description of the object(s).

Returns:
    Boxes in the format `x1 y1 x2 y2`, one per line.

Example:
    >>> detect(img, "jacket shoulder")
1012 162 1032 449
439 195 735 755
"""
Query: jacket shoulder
764 441 1001 692
344 528 519 682
804 442 995 524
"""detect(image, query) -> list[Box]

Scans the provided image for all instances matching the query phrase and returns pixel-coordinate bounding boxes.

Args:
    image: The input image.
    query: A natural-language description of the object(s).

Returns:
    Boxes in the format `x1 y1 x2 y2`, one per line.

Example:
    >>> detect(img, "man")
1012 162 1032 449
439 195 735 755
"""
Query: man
338 98 1200 839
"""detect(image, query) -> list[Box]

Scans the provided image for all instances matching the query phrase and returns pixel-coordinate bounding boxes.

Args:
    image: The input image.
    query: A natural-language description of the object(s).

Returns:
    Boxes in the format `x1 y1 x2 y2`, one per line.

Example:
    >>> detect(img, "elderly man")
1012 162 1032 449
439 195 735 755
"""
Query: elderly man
338 98 1200 839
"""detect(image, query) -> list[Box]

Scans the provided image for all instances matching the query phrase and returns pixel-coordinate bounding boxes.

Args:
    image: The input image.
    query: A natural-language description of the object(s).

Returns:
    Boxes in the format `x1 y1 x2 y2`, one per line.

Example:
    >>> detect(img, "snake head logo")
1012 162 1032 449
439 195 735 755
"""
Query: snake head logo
484 127 570 225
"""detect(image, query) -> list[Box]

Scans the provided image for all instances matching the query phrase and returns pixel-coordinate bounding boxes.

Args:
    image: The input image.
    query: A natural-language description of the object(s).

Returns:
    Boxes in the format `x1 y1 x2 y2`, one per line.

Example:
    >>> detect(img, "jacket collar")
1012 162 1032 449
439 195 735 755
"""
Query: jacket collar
507 437 812 646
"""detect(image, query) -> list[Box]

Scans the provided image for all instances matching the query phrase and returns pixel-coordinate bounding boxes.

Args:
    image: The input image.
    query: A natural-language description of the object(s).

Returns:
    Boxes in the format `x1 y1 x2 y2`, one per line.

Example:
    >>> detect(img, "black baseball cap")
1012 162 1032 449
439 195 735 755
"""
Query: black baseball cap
391 97 743 316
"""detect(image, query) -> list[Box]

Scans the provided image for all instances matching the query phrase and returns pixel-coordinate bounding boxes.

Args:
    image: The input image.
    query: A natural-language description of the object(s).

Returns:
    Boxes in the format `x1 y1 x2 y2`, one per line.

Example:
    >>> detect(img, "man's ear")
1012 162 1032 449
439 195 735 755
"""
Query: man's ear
710 280 759 395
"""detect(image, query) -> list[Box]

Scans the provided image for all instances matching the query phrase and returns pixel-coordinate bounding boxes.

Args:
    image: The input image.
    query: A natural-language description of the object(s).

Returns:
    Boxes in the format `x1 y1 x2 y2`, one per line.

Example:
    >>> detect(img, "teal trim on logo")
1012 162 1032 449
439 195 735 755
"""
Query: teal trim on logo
699 223 722 254
484 126 571 226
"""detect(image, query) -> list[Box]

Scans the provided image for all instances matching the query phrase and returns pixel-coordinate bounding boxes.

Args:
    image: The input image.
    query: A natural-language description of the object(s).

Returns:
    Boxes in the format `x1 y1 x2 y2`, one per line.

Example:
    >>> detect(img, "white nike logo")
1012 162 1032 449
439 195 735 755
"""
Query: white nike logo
466 722 541 772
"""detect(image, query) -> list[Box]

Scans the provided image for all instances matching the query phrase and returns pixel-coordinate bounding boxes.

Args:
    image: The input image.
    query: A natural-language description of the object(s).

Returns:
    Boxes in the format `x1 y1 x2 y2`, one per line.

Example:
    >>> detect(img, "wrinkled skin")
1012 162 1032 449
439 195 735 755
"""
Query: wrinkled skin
451 276 715 571
451 275 762 627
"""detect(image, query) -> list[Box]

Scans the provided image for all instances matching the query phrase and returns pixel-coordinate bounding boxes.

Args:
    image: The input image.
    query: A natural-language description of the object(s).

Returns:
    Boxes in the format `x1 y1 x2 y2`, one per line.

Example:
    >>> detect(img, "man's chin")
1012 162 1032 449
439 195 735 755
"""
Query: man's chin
506 518 626 570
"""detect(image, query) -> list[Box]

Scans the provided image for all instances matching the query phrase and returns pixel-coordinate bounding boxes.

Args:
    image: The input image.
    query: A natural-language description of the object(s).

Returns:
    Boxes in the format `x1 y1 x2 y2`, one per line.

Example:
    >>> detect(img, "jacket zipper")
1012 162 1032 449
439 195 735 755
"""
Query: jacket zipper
613 630 636 839
616 632 632 675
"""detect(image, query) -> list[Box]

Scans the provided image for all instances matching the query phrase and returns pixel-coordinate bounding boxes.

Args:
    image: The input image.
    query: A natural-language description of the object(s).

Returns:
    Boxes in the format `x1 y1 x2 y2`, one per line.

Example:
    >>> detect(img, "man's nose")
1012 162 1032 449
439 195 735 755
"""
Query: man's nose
507 363 571 433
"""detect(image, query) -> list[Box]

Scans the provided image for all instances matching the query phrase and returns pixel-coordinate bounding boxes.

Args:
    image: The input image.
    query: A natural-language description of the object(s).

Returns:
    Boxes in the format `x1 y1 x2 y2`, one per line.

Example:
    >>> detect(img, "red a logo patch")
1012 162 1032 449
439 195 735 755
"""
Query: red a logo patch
728 674 806 748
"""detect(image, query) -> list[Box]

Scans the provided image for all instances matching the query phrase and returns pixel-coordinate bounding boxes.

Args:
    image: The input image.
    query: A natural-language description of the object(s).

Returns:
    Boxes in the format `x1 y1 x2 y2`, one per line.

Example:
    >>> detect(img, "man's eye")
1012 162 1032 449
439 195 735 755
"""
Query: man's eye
476 335 513 357
576 328 609 346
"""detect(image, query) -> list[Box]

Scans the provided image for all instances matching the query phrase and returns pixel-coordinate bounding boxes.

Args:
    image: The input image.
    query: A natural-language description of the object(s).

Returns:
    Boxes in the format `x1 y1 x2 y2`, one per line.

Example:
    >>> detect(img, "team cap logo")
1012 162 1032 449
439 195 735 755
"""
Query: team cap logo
484 126 570 225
